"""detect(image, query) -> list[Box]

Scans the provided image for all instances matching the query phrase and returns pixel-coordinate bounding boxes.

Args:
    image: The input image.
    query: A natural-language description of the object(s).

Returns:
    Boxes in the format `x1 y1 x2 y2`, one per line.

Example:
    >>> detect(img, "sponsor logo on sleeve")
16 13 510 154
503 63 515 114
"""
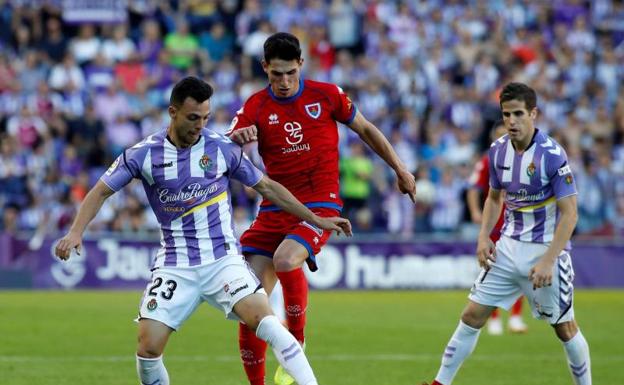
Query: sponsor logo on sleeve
105 157 121 176
557 165 571 176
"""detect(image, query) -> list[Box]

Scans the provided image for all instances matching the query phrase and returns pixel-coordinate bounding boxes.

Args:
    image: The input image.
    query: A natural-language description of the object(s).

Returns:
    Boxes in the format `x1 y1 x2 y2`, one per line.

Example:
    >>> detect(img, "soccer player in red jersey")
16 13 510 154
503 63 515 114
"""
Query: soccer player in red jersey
467 120 527 335
227 32 416 385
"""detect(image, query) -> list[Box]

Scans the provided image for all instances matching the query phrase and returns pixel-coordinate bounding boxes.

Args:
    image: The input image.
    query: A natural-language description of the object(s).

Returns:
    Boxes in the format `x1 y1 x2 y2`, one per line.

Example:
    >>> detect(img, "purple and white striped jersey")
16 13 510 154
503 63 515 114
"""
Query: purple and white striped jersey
101 128 263 268
488 129 577 244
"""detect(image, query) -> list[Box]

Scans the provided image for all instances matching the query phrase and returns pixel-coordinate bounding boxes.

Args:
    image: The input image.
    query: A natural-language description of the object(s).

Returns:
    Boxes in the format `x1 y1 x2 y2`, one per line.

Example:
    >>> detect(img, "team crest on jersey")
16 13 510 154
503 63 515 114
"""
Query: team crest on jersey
526 162 536 177
565 175 573 184
199 154 212 171
146 298 158 311
305 103 321 119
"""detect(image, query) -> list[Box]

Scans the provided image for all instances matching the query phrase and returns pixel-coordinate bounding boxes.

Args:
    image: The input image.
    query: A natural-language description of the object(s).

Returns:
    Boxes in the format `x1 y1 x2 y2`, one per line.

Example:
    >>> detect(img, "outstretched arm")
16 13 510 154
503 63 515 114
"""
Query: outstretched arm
348 111 416 202
55 181 115 260
252 176 352 236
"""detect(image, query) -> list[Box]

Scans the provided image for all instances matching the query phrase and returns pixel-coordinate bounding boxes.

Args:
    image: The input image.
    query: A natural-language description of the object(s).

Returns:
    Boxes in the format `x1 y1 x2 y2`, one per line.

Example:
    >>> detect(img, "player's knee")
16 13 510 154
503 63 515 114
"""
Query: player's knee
553 320 578 342
137 335 165 358
460 308 489 329
235 294 273 330
272 253 299 272
136 342 163 358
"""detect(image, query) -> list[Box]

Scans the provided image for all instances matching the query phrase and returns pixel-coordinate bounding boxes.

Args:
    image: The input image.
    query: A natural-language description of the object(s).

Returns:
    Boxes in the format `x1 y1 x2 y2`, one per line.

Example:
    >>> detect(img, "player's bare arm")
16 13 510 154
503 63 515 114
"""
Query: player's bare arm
228 124 258 145
348 111 416 202
476 188 503 269
55 181 115 260
466 188 483 224
253 175 352 236
529 195 578 289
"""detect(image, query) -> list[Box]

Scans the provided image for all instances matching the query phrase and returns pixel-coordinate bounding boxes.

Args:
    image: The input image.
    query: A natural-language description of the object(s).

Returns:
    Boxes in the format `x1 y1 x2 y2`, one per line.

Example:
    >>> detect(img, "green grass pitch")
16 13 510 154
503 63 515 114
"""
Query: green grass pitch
1 290 622 385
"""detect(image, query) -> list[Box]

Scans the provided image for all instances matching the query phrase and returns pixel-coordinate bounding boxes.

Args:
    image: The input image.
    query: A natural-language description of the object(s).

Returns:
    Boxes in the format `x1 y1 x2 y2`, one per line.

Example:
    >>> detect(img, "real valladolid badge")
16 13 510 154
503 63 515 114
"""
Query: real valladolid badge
147 298 158 311
199 154 212 171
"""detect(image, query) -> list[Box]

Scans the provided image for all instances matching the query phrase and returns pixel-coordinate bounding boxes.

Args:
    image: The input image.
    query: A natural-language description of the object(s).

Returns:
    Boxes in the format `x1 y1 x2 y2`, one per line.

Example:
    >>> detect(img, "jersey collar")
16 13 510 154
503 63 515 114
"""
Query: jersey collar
511 128 540 152
267 78 304 103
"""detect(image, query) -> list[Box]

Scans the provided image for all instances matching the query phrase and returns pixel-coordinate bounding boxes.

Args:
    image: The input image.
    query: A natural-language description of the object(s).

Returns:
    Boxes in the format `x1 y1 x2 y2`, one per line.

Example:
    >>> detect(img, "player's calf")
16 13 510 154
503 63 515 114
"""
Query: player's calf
236 293 317 385
256 315 317 385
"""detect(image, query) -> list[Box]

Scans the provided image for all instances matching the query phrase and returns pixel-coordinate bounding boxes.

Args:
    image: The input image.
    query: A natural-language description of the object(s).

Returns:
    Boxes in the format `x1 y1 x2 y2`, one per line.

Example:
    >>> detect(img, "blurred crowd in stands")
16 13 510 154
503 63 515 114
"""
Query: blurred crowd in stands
1 0 624 241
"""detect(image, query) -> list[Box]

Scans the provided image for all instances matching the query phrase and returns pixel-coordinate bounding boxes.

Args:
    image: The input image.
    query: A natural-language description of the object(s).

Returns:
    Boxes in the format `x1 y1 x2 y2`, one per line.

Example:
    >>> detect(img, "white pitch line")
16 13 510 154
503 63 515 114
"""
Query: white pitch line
0 353 623 363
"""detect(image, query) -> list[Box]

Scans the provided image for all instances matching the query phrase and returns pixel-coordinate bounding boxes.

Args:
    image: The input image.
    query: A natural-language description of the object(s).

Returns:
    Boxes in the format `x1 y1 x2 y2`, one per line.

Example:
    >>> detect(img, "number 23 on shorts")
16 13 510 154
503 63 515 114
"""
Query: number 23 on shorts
148 276 178 300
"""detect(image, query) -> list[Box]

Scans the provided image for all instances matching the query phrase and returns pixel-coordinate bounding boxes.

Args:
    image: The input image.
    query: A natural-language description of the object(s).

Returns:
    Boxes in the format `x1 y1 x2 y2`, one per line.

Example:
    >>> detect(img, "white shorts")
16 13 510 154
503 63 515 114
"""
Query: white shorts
469 236 575 325
137 255 265 330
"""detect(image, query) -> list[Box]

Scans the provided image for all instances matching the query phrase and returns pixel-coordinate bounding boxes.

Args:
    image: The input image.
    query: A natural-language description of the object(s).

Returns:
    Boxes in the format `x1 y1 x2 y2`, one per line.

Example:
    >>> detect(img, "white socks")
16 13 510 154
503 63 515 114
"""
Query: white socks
435 320 481 385
269 280 286 322
563 330 592 385
256 315 317 385
136 355 170 385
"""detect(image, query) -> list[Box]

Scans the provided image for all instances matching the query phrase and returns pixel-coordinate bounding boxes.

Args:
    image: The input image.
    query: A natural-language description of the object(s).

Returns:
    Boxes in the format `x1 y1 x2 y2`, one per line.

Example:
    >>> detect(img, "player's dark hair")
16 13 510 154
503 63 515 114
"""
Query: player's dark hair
263 32 301 63
499 82 537 110
170 76 213 107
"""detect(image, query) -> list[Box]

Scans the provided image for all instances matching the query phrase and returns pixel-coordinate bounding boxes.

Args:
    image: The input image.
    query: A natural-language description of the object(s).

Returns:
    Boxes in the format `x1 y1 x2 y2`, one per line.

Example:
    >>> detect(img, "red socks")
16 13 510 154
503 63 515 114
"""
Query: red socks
490 307 500 319
239 322 267 385
239 268 308 384
276 268 308 343
511 297 523 316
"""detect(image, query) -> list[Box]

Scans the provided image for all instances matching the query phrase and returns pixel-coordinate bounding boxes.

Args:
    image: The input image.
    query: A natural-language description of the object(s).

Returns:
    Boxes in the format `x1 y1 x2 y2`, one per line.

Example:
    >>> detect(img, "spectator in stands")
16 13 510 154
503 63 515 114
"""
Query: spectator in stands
48 52 85 92
0 1 622 237
340 141 374 229
69 24 101 66
164 17 199 71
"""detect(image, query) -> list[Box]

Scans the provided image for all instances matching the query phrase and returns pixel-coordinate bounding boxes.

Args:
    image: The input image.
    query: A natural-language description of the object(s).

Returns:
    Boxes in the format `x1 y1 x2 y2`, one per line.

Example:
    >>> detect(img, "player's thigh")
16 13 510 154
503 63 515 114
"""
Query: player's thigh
247 253 277 294
279 207 339 271
273 238 310 271
468 237 523 311
199 255 267 322
521 251 576 325
138 267 201 331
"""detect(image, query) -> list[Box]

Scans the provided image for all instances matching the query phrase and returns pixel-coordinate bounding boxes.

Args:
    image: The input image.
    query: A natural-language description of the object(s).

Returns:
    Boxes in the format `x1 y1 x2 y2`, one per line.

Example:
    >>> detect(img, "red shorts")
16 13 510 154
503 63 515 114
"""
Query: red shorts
240 207 340 271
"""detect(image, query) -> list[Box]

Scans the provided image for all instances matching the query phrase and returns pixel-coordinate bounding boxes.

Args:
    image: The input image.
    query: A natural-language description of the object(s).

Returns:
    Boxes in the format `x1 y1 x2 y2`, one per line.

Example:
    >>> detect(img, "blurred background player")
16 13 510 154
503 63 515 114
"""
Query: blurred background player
466 119 528 335
423 83 591 385
227 32 416 385
55 76 352 385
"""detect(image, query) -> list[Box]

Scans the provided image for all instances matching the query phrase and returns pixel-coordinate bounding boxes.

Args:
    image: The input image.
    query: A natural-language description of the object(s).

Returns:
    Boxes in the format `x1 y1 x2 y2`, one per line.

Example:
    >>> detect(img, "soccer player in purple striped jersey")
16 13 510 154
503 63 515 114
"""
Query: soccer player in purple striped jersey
55 77 351 385
423 83 591 385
